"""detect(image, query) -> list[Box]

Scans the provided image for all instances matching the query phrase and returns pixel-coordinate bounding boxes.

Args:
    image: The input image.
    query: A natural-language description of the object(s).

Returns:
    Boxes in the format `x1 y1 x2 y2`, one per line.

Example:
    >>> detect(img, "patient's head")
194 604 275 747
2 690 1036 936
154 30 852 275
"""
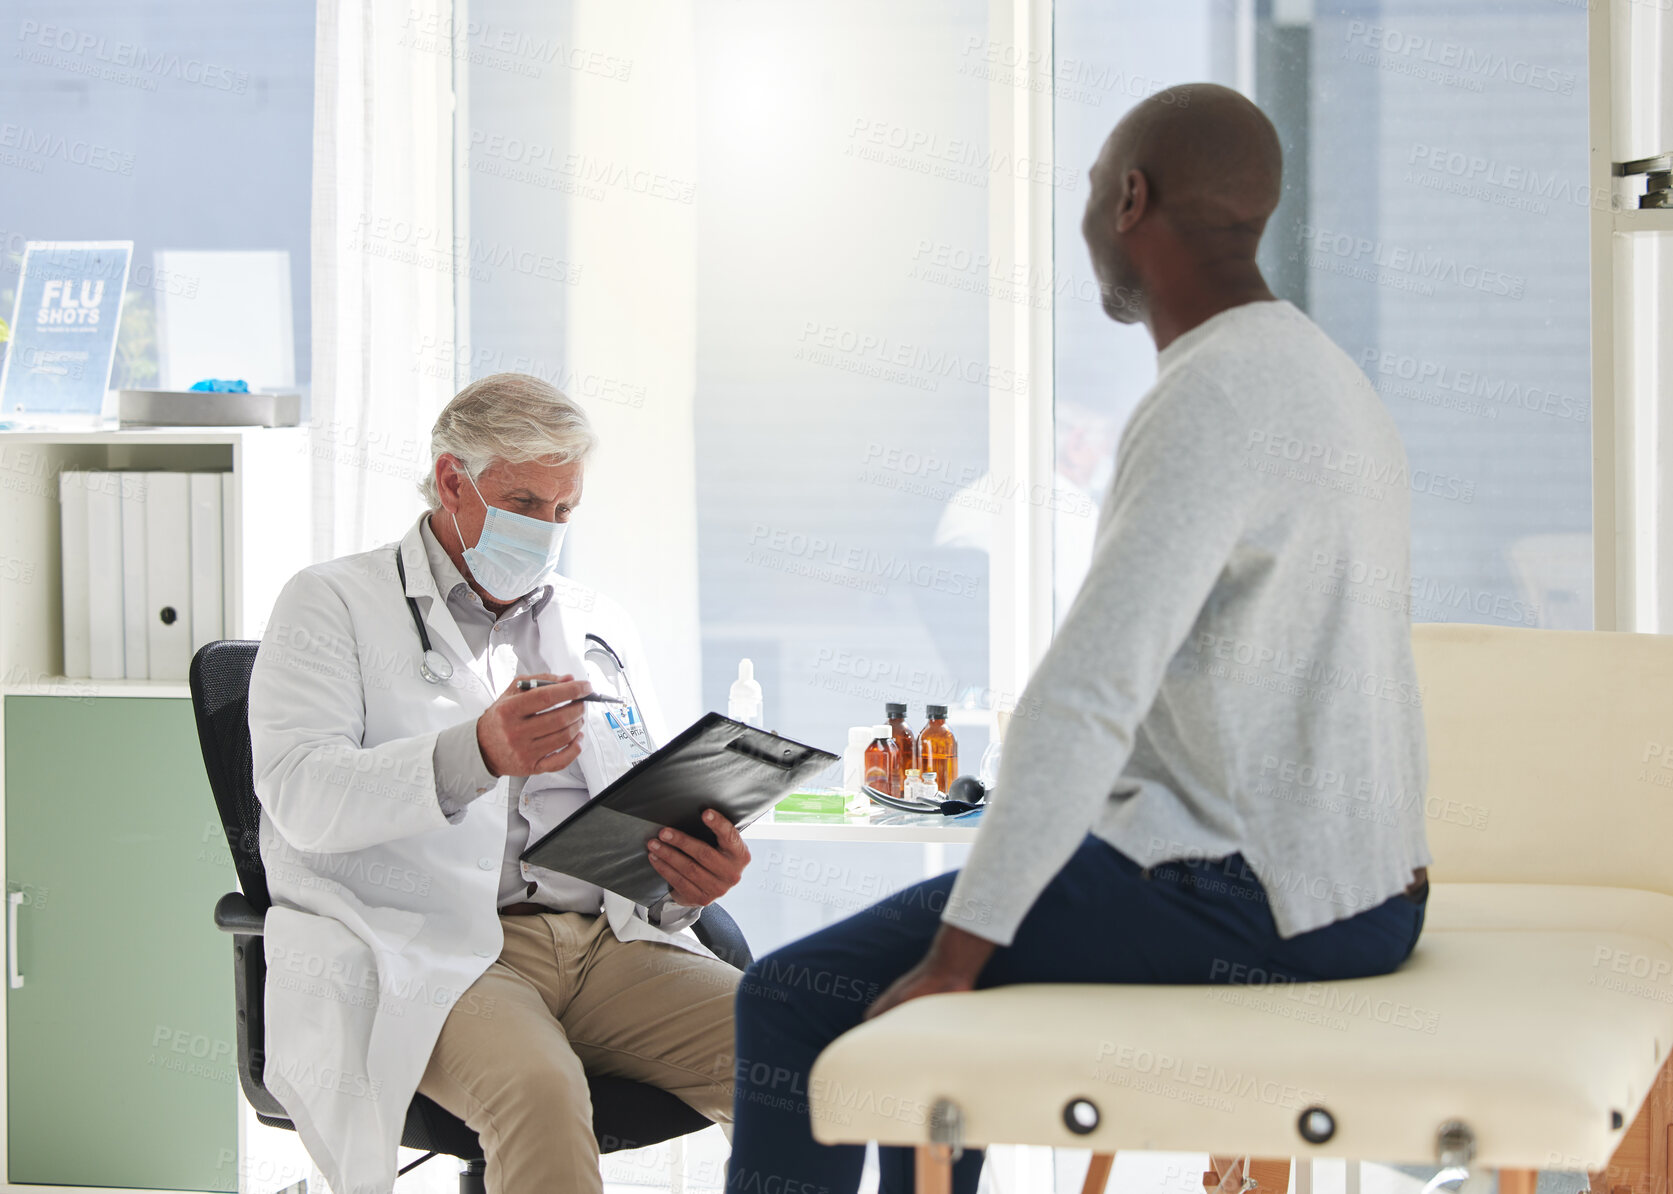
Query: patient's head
1082 84 1282 326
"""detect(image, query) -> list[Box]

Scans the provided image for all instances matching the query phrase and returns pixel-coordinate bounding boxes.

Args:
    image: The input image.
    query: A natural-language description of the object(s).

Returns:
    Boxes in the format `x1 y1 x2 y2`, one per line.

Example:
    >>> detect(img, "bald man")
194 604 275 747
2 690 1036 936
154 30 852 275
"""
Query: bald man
728 84 1430 1194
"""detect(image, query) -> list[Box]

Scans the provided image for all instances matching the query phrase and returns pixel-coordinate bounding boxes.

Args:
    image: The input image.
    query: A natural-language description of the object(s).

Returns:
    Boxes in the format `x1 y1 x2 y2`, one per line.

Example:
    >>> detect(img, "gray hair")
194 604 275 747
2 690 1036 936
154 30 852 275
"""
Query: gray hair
419 372 597 508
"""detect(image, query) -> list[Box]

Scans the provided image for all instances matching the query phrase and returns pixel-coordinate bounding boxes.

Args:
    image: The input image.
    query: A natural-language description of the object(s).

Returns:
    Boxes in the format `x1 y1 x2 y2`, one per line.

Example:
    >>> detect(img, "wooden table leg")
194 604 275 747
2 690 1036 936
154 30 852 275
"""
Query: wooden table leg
1499 1170 1538 1194
1247 1159 1294 1193
916 1145 953 1194
1081 1152 1116 1194
1598 1050 1673 1194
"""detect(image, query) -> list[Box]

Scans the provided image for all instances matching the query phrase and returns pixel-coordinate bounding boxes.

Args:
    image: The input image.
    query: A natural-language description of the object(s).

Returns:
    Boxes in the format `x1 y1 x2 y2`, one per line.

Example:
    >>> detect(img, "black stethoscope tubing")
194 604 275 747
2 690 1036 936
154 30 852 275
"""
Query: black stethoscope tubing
863 784 984 816
584 632 625 670
396 548 456 684
583 633 649 744
397 549 641 710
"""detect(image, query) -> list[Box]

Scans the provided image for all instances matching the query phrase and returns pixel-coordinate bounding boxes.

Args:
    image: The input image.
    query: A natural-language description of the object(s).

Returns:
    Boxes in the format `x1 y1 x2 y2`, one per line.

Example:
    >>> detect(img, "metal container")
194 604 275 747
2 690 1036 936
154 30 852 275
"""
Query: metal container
117 389 301 428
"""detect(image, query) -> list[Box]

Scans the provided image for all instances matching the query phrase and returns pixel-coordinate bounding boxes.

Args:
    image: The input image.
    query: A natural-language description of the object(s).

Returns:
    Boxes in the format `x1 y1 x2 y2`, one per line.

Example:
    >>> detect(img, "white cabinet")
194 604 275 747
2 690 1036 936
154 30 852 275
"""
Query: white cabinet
0 426 310 1193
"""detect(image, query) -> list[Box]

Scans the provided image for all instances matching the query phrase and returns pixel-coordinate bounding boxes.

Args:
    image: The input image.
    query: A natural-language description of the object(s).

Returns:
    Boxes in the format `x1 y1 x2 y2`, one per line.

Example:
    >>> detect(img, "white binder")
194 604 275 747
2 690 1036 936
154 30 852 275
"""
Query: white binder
189 473 224 653
119 473 149 680
85 471 125 680
144 472 193 681
58 471 91 679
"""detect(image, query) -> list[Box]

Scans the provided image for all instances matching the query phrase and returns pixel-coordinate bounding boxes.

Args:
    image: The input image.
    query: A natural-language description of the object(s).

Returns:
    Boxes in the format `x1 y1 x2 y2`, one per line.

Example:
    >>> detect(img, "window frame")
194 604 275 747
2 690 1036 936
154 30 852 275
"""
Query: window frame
985 0 1059 693
1589 0 1673 633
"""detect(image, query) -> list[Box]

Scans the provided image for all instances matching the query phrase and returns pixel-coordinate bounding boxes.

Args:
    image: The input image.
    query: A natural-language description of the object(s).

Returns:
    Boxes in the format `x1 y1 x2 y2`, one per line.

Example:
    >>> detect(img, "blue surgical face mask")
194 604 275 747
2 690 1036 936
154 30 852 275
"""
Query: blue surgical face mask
451 469 568 601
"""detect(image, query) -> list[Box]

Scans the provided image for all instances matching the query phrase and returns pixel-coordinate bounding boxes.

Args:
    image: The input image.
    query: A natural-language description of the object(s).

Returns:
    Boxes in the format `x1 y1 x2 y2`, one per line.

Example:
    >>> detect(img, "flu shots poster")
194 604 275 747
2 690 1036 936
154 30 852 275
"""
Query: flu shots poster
0 241 132 417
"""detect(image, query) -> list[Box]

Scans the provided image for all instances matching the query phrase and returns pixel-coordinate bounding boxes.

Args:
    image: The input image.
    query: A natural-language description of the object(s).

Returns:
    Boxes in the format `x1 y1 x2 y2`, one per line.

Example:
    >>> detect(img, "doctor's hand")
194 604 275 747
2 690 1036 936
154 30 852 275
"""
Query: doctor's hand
645 809 751 907
476 674 592 778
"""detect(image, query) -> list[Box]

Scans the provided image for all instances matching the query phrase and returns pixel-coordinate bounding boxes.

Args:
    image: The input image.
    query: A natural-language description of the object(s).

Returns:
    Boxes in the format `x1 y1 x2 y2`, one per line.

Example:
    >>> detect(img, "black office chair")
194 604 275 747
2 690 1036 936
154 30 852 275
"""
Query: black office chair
189 640 754 1194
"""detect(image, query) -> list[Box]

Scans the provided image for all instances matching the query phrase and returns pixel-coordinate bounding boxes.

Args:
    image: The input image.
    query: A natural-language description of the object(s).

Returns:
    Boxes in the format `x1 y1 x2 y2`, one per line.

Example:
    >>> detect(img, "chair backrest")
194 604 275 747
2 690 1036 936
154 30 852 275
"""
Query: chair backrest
1415 623 1673 893
188 640 270 911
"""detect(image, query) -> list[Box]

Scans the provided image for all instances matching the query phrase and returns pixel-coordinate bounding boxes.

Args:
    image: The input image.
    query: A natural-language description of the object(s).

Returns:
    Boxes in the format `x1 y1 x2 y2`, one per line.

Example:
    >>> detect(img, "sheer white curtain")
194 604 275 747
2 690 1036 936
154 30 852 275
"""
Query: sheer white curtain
310 0 457 560
560 2 703 723
242 7 457 1179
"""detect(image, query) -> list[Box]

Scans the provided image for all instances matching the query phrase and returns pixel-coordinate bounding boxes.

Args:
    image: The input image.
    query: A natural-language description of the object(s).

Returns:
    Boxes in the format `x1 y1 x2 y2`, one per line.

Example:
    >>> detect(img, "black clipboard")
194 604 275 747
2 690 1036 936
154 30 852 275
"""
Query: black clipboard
519 712 838 906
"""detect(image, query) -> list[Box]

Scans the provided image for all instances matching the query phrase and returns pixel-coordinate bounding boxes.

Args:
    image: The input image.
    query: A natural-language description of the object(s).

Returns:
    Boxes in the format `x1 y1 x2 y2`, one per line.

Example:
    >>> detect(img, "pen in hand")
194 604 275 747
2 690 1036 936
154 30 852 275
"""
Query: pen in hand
515 678 627 705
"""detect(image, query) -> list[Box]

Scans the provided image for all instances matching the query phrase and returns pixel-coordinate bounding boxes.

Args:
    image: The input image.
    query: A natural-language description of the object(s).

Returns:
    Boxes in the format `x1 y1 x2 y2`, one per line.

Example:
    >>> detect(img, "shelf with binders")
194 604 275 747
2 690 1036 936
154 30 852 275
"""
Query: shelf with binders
0 425 310 700
0 424 310 1191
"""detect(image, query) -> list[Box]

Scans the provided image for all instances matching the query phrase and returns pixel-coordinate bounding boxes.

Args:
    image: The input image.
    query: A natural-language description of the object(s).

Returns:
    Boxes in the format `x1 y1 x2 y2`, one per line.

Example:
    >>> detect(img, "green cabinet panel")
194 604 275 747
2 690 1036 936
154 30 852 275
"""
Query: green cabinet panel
6 696 236 1191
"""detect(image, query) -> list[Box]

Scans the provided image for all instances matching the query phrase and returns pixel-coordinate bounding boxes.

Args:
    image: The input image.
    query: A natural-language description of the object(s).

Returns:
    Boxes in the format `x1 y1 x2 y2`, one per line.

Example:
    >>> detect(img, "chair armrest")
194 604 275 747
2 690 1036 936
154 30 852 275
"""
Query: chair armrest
214 891 265 935
692 902 752 970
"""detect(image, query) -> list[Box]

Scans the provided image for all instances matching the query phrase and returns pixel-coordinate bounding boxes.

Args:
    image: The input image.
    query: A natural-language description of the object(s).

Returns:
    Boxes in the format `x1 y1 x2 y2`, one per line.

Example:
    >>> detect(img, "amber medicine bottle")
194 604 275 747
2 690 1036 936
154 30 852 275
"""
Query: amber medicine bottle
864 724 901 796
916 705 958 795
885 703 914 794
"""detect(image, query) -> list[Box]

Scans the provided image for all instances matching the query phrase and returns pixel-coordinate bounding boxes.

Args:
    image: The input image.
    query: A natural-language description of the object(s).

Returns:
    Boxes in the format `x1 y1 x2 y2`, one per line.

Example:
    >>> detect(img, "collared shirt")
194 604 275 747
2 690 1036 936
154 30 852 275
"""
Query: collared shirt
422 517 610 914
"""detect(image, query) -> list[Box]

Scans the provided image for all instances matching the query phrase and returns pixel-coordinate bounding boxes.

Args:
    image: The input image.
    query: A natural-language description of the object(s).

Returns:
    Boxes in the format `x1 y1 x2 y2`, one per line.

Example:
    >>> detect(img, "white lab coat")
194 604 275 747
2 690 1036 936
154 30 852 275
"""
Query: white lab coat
247 514 711 1194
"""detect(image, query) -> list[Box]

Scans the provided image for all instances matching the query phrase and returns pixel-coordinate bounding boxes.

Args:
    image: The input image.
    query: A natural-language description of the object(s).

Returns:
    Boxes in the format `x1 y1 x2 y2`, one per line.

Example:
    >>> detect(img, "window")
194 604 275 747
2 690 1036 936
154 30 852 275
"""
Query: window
464 1 993 960
1 2 314 396
692 2 995 770
1053 0 1593 631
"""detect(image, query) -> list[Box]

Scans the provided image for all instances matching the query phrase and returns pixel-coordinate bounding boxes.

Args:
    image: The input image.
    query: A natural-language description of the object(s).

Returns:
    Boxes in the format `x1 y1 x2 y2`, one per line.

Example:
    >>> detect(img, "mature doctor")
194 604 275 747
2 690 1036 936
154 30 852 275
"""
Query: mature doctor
248 373 750 1194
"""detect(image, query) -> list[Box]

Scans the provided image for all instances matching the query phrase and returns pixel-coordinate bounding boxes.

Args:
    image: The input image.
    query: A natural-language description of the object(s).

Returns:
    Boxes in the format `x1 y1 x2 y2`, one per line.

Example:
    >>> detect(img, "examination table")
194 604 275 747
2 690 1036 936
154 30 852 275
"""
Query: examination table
809 624 1673 1193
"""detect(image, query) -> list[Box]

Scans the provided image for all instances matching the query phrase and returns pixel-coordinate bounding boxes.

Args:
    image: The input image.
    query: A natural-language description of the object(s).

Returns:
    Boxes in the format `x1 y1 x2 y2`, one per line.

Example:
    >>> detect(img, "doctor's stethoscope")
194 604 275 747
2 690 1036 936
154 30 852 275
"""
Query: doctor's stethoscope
395 548 645 723
397 548 458 683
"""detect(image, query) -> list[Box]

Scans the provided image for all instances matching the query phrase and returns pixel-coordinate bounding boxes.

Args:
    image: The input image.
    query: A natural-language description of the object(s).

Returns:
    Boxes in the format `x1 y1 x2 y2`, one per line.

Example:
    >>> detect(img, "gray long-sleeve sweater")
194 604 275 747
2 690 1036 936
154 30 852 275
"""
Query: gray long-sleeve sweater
944 300 1431 945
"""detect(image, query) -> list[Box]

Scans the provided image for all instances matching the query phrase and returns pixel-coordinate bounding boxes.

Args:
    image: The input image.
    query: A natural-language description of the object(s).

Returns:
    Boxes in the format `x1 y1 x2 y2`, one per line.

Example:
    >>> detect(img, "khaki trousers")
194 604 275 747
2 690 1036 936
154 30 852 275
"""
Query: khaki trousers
417 911 740 1194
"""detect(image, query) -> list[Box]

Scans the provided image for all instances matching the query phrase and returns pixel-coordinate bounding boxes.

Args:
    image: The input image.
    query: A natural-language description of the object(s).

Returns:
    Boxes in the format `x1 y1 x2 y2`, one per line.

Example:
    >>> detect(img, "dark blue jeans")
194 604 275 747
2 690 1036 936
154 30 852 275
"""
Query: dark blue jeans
728 836 1426 1194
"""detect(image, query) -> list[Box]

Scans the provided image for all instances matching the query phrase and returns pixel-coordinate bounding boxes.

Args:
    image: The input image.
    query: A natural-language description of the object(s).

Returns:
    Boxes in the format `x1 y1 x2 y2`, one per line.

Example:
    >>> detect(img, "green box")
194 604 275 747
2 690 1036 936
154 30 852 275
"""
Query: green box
774 788 849 815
